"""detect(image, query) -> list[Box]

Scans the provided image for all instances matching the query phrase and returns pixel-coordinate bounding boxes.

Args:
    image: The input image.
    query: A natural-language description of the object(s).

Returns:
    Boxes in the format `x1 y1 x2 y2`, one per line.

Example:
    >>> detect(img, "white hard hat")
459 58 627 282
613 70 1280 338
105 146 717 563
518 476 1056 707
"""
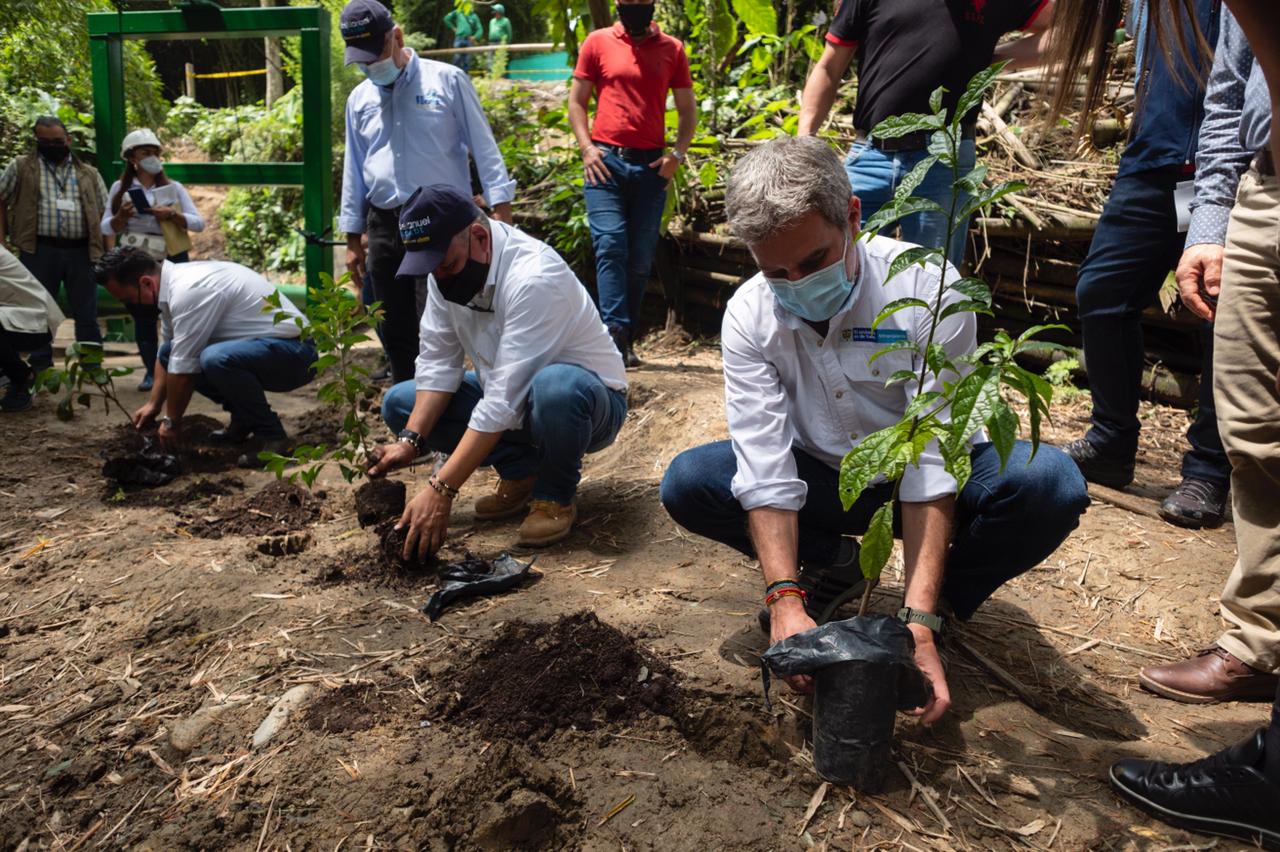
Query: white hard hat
120 128 162 157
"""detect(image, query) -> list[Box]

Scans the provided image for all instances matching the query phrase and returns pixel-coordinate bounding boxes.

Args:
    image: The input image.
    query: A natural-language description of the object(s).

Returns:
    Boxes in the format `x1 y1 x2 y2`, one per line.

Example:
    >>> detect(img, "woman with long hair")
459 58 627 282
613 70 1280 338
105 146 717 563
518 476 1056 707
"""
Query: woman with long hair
100 129 204 391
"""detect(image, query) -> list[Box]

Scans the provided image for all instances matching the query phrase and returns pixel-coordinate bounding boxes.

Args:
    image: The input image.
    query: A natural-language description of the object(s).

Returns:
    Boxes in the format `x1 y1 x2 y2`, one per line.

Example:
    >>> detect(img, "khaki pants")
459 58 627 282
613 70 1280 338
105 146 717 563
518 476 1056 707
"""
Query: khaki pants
1215 168 1280 671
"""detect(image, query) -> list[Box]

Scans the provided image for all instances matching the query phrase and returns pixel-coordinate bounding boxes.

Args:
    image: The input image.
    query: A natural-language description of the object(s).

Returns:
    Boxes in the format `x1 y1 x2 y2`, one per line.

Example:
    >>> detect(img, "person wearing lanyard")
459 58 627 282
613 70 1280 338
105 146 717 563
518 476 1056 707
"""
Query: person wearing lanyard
797 0 1054 266
1059 0 1230 530
338 0 516 386
368 185 628 555
102 128 206 392
0 245 65 412
569 1 697 369
0 116 110 373
659 137 1088 718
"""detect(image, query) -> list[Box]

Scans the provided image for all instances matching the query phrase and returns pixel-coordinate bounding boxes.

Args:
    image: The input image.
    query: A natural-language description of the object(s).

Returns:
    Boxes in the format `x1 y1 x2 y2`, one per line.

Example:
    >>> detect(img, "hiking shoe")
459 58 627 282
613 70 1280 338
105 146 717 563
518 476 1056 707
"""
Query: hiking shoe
371 362 392 383
758 538 867 633
1062 437 1135 489
137 372 154 392
1109 729 1280 850
209 419 253 444
0 388 33 413
517 499 576 547
1160 477 1228 529
474 475 537 521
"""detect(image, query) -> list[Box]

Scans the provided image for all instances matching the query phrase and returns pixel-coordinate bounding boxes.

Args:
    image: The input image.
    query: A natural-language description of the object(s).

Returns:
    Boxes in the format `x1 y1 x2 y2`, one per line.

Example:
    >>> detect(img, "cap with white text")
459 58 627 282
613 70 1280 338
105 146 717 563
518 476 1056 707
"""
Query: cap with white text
397 185 481 278
340 0 394 65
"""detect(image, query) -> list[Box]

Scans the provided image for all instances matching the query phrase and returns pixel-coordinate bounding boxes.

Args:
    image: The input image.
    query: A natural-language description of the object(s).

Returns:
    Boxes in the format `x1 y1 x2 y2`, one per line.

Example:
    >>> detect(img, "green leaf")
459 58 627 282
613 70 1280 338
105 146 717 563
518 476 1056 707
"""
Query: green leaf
892 155 940 206
871 111 944 140
1014 323 1071 349
885 246 942 283
904 391 943 420
924 342 954 377
868 340 922 364
939 300 994 323
949 277 992 306
958 179 1028 222
859 501 896 582
872 297 930 330
938 438 974 492
946 366 999 454
56 396 74 421
697 160 718 189
731 0 777 35
863 197 946 235
986 399 1019 470
885 369 917 386
928 85 945 116
953 60 1008 125
838 425 904 510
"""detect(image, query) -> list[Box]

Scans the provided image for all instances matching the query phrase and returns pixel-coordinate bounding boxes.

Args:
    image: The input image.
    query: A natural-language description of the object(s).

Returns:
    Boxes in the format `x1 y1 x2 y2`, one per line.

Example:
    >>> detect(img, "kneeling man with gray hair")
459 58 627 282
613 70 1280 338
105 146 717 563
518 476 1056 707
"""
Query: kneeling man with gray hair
660 136 1088 722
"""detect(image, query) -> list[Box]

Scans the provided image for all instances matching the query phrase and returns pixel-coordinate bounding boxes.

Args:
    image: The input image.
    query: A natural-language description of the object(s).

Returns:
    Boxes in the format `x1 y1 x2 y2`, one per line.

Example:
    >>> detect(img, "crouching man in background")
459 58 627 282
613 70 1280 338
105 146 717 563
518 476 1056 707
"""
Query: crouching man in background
660 137 1089 722
94 247 316 458
368 185 628 559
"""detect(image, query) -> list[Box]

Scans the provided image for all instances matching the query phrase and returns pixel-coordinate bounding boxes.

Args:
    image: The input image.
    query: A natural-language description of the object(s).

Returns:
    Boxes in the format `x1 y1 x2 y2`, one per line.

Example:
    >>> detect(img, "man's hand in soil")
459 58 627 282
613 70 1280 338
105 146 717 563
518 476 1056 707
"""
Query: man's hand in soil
1176 244 1223 322
769 597 817 693
399 485 451 561
133 400 161 430
158 418 181 452
367 441 417 478
906 623 950 726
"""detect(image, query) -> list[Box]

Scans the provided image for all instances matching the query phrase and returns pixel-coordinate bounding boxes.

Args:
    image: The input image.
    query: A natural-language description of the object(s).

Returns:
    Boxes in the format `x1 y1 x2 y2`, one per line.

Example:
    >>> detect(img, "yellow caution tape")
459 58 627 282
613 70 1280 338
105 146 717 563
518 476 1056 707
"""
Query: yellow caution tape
192 68 268 79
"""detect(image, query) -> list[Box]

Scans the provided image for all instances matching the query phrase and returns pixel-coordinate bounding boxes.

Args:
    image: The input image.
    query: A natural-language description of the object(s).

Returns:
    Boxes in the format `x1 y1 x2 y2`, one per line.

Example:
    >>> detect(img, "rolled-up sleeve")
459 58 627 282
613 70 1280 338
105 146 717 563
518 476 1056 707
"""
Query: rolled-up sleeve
414 285 467 395
722 303 807 512
166 290 225 374
1186 9 1254 249
466 275 570 433
174 182 205 232
452 71 516 206
339 96 371 235
899 262 975 503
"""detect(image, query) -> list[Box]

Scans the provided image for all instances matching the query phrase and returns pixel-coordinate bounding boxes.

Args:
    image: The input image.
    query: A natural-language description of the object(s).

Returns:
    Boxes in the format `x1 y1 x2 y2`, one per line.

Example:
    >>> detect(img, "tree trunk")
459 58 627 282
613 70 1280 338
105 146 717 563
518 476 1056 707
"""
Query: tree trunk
586 0 612 30
262 0 283 107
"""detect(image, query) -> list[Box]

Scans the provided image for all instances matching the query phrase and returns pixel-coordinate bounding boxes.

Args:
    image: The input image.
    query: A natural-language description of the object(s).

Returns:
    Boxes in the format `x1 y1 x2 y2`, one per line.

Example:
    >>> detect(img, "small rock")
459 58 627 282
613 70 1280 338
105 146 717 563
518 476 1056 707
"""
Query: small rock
848 809 872 829
252 685 313 749
257 531 311 556
169 705 228 754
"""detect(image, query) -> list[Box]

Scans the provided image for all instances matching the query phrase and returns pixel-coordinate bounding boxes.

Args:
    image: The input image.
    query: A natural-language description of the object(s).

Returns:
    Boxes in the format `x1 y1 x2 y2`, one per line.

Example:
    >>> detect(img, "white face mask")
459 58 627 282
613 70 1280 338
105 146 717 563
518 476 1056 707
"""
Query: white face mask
361 55 403 86
138 155 163 175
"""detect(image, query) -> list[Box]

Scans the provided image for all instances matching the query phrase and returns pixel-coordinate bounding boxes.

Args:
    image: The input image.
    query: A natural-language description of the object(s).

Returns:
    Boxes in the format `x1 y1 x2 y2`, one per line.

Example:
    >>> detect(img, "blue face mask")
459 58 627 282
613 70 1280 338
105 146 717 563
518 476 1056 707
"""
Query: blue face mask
765 232 856 322
362 55 403 86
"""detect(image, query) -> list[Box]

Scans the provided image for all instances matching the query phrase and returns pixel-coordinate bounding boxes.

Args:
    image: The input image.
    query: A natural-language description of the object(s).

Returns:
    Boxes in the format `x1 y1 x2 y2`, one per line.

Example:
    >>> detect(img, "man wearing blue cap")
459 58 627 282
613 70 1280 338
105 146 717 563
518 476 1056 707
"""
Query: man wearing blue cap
338 0 515 386
367 185 628 559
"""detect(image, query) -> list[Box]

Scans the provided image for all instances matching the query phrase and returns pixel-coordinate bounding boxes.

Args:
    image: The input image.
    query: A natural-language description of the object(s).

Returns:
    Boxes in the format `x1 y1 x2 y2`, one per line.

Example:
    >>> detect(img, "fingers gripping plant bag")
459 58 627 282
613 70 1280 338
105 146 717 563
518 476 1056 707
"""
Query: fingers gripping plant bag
761 614 929 791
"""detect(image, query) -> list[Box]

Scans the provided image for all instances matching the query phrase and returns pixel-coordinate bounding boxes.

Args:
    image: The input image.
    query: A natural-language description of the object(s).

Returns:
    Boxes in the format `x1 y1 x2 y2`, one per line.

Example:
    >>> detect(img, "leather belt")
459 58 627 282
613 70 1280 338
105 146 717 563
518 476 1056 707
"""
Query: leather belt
593 142 665 162
855 121 977 153
1255 148 1275 177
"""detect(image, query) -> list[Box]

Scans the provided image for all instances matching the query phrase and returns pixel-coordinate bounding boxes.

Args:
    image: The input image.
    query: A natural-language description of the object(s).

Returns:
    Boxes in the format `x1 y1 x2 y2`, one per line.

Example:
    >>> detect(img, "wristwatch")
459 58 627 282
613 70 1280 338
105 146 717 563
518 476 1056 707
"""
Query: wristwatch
158 415 177 429
397 429 426 454
897 606 946 636
670 149 686 163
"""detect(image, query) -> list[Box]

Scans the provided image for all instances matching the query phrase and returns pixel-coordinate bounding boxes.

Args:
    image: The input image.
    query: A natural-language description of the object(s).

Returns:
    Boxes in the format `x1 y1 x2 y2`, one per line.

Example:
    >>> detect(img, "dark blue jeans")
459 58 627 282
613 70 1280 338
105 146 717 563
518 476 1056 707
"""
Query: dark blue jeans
1076 167 1229 486
158 336 317 438
584 150 669 335
452 36 474 70
381 364 628 504
660 440 1089 620
22 241 102 372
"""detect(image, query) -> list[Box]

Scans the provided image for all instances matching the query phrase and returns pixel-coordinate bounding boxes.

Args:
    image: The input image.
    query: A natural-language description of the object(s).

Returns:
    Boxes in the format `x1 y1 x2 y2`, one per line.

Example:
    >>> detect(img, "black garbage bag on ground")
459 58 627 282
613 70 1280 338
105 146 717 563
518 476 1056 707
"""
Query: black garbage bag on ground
761 614 929 791
101 435 180 487
421 553 534 621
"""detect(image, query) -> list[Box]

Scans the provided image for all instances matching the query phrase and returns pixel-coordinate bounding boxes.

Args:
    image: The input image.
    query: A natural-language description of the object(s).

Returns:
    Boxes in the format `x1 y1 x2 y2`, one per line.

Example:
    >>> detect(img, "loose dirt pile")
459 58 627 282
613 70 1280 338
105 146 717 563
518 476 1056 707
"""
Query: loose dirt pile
440 611 685 741
180 480 325 538
100 414 249 480
104 474 245 507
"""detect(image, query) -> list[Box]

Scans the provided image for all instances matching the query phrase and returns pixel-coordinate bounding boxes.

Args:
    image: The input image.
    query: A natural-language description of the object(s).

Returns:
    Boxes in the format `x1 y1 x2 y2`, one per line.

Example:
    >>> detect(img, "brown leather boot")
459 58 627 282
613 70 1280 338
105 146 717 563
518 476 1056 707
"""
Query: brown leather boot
473 476 537 521
516 499 576 547
1139 646 1279 704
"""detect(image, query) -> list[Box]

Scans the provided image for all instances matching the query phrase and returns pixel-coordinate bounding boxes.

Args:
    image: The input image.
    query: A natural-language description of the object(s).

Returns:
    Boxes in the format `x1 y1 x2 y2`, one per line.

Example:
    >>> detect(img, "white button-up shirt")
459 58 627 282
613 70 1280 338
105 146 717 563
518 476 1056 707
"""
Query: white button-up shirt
159 260 307 375
415 221 628 434
339 51 516 234
100 179 206 236
723 234 977 511
0 245 64 335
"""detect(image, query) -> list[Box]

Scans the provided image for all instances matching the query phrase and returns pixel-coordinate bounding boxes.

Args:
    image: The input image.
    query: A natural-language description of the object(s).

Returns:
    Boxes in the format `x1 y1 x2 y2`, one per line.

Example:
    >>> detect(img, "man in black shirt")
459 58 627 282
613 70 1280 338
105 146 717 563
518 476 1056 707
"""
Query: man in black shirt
799 0 1053 264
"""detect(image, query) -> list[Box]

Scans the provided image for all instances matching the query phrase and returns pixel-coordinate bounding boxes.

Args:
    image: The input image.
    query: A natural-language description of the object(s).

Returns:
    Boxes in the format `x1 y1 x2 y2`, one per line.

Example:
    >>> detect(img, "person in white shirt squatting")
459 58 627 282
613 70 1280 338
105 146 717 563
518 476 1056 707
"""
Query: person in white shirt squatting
93 247 317 459
369 185 628 560
660 137 1089 722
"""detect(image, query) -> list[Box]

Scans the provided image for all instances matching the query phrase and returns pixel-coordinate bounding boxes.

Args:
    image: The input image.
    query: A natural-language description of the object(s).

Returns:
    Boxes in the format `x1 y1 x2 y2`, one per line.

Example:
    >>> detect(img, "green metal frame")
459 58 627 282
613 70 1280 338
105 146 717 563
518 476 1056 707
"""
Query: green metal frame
87 5 333 293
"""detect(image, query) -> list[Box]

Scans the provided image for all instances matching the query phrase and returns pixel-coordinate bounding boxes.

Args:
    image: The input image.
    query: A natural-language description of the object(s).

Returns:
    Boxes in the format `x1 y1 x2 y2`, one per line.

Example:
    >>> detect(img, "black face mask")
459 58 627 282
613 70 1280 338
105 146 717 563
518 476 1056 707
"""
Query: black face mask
436 234 490 306
617 3 654 35
37 141 69 163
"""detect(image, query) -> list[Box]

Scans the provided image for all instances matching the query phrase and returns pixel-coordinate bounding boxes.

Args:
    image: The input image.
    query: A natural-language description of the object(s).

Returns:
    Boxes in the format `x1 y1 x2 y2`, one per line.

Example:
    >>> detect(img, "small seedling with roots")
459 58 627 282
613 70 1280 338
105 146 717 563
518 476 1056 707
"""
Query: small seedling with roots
36 341 135 425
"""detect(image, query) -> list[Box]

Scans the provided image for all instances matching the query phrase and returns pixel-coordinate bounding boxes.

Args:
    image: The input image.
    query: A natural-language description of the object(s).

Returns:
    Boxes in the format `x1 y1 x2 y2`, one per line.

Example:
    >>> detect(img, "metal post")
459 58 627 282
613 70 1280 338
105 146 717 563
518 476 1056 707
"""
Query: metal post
185 62 196 99
300 17 333 295
89 32 125 184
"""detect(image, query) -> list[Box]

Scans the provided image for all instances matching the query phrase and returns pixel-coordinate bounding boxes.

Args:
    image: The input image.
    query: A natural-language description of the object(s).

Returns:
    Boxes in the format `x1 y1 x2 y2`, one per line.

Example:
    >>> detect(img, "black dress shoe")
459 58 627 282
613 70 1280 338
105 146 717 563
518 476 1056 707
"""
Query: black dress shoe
1159 477 1228 529
209 420 252 444
1110 729 1280 850
758 538 866 632
1062 437 1135 489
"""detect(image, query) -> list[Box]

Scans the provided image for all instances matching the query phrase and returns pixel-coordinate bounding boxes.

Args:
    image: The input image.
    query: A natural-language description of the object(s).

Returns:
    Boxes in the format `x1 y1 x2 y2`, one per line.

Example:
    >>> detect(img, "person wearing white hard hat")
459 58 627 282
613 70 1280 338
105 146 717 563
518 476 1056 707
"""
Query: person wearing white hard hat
101 129 205 391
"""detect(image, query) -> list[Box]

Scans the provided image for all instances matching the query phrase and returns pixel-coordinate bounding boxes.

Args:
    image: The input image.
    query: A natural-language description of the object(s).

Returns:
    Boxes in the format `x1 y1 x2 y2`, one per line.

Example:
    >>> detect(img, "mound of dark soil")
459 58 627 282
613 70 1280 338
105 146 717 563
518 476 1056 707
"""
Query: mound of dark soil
303 684 406 734
376 517 438 573
355 478 405 527
422 741 581 851
104 476 245 508
181 480 324 539
100 415 255 480
440 611 684 741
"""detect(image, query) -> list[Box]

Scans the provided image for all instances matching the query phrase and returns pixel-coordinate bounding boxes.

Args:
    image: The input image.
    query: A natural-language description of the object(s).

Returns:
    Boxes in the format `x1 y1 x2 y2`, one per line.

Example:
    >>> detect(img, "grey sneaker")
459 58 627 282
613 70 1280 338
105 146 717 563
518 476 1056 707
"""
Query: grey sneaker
1159 477 1228 529
758 538 866 632
1062 437 1135 490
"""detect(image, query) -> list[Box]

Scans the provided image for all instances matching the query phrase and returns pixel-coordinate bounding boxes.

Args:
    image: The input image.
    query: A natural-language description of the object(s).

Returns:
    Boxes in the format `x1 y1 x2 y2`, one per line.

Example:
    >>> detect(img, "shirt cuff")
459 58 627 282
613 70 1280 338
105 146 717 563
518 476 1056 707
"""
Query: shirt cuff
415 368 464 395
468 397 521 433
338 214 367 235
484 178 518 207
167 355 202 374
731 476 808 512
1185 204 1232 248
898 462 958 503
825 32 858 48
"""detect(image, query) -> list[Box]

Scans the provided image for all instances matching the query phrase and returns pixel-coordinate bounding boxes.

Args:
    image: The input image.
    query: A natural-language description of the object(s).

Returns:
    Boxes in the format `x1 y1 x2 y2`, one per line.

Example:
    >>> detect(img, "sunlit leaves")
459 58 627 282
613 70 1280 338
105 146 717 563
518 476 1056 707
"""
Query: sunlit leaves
859 501 895 582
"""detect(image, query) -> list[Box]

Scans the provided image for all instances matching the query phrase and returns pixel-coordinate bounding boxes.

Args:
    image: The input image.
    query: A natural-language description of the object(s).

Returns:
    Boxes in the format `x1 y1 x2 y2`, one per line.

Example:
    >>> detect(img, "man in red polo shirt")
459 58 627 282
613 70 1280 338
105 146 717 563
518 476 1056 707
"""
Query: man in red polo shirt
569 1 697 367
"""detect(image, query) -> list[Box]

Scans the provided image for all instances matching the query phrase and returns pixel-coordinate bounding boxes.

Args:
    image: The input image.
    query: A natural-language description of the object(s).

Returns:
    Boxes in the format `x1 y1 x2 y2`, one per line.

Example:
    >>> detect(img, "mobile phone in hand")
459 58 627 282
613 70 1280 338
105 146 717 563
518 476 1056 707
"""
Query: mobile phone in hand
127 188 152 213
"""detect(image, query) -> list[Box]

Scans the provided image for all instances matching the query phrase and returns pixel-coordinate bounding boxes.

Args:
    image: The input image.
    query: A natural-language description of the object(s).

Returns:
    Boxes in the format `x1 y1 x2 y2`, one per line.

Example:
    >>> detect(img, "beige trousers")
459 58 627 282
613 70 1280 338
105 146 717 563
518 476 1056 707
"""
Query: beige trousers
1215 168 1280 672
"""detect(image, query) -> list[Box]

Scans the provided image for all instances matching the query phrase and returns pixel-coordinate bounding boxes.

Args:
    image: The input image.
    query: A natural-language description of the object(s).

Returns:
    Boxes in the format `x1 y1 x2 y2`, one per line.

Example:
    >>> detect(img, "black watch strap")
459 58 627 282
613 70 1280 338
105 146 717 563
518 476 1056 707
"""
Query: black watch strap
897 606 946 636
397 428 426 453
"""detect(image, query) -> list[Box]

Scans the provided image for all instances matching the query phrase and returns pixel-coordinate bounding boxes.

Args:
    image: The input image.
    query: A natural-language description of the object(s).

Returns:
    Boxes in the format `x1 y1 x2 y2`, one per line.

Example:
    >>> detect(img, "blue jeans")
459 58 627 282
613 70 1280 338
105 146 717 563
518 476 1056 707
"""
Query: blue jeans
584 150 669 334
158 336 317 438
381 363 628 504
660 440 1089 620
22 242 102 372
1076 168 1229 486
452 36 474 70
845 138 977 266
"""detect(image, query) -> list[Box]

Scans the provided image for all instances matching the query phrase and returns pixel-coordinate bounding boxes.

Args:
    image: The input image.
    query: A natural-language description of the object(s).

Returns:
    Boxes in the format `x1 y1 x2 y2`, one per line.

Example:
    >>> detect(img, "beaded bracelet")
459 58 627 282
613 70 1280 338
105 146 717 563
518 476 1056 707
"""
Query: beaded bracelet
765 578 803 594
764 586 807 607
428 475 459 499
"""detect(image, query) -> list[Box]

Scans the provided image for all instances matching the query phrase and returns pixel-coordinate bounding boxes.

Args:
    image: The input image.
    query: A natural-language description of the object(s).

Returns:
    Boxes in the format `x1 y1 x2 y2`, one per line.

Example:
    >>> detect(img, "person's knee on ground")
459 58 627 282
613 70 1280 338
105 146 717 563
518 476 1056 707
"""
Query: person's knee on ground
380 379 417 434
